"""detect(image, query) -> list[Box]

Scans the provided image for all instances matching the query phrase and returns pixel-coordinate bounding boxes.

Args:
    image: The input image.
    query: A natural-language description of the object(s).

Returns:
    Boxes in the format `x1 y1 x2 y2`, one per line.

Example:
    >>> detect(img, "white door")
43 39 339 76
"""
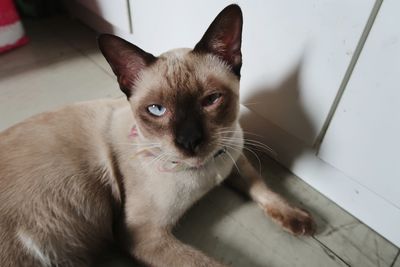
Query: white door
319 0 400 246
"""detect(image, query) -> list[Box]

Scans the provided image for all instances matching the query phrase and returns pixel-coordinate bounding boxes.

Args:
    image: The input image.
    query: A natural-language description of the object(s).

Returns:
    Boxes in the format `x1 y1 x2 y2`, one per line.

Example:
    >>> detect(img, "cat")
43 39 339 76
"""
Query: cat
0 4 314 267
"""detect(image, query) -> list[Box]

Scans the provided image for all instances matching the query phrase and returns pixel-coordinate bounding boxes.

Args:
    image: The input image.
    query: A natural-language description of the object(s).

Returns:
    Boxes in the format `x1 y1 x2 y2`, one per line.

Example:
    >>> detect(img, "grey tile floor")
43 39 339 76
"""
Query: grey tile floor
0 16 399 267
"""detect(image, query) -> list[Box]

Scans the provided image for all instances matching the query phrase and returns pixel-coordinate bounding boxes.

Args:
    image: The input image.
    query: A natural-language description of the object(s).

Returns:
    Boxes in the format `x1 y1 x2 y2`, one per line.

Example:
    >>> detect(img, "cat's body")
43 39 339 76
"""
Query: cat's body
0 5 314 267
0 99 121 266
0 97 242 266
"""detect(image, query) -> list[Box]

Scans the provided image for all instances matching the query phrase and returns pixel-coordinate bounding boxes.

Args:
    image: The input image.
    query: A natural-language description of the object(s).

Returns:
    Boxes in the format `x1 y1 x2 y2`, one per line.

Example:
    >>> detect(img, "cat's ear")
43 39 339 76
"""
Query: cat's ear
98 34 156 97
194 4 243 77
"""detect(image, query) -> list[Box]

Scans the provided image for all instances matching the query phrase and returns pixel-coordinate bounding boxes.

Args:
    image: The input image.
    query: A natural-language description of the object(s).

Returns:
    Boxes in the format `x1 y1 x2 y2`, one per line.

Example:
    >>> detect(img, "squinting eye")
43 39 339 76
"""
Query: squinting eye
147 104 167 116
202 93 222 107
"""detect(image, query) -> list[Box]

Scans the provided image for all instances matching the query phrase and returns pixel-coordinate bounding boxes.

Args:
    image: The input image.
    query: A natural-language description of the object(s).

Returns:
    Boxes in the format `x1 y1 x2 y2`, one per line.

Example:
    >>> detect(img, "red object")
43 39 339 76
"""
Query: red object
0 0 29 53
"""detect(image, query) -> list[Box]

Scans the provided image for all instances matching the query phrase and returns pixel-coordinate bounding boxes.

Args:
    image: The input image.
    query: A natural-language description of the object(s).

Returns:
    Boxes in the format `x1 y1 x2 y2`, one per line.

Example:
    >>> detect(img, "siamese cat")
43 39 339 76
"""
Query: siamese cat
0 5 314 267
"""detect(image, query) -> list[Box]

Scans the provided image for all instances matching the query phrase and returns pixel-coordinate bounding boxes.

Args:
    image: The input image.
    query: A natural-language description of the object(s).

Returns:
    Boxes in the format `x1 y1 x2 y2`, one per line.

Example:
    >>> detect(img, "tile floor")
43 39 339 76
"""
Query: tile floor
0 16 399 267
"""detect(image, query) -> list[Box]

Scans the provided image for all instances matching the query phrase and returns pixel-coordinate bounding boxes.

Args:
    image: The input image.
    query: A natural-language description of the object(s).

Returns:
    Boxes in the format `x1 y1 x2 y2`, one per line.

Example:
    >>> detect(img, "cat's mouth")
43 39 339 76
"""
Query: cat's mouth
168 146 226 168
137 146 226 172
172 147 226 166
159 147 227 172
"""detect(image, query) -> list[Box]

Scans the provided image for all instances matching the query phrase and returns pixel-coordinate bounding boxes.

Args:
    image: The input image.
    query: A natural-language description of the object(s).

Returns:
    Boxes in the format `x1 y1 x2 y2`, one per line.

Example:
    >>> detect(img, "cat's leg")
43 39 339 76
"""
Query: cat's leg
126 226 227 267
227 154 315 236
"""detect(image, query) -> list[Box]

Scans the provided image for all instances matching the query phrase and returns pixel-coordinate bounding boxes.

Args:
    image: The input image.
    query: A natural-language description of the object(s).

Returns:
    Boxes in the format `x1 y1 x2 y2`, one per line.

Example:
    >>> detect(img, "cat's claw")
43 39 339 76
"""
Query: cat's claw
265 206 316 236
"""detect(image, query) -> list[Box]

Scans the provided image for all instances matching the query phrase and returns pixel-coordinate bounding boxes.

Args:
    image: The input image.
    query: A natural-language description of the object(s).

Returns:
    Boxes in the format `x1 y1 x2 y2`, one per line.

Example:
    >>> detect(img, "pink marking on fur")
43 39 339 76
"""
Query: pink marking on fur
157 164 172 172
157 161 184 172
128 126 138 138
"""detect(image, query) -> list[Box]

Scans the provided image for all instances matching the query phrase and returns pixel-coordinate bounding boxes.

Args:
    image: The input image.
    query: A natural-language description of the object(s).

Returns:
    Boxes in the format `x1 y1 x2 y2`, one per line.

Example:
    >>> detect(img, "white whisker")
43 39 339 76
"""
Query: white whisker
217 130 264 138
219 137 276 156
147 152 165 168
116 142 161 146
218 141 262 175
224 150 241 175
240 101 263 106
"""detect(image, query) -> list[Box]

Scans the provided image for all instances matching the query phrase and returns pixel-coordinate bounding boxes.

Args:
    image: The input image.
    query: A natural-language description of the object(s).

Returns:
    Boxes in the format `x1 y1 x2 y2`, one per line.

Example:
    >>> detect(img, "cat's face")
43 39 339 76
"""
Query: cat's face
130 49 239 165
99 5 243 167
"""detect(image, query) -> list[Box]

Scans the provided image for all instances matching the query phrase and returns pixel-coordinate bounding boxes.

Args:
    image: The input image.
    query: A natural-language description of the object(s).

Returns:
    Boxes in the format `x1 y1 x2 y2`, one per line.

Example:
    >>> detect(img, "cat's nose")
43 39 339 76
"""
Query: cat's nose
175 130 203 154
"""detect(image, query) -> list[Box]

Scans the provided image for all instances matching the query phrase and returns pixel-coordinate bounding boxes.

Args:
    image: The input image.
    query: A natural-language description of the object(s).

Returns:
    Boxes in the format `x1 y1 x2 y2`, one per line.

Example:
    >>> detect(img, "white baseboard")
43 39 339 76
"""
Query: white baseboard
240 105 400 247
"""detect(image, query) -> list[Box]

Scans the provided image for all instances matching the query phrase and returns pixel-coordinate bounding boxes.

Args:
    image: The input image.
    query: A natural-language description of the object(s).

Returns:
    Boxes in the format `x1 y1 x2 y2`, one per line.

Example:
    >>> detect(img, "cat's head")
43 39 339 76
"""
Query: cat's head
98 4 243 168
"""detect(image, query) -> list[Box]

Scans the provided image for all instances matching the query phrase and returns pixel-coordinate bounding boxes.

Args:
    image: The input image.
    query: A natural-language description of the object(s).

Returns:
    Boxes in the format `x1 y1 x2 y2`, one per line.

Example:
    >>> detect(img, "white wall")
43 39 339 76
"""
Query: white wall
127 0 375 147
78 0 132 33
318 0 400 246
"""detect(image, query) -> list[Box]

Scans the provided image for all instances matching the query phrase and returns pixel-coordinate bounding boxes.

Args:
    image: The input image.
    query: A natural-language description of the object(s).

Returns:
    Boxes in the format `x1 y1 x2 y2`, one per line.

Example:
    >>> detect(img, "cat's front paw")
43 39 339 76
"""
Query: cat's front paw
265 206 316 236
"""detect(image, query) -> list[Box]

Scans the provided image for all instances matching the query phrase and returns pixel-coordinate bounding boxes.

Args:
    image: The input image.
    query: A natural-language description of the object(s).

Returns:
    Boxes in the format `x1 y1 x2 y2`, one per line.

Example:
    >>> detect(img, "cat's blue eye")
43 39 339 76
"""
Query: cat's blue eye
147 104 167 117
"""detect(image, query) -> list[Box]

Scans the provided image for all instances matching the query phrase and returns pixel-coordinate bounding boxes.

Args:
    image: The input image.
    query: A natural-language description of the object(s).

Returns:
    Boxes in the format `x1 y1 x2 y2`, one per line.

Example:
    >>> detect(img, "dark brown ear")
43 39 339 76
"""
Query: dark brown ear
194 4 243 77
97 34 156 97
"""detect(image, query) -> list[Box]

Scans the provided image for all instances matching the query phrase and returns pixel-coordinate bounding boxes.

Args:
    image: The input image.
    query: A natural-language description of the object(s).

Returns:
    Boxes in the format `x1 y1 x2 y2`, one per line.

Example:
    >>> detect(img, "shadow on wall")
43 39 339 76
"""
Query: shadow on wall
240 60 317 168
